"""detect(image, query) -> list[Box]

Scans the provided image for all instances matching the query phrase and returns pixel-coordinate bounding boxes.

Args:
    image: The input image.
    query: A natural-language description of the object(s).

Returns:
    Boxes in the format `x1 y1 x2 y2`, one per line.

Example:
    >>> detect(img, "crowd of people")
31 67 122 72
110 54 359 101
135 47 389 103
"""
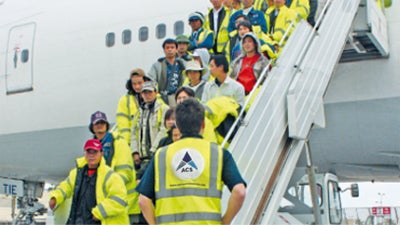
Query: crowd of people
48 0 318 224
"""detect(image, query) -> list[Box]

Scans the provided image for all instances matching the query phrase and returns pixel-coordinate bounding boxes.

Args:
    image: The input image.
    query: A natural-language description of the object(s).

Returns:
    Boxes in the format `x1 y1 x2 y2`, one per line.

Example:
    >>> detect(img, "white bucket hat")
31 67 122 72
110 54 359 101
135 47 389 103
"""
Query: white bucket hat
183 60 206 76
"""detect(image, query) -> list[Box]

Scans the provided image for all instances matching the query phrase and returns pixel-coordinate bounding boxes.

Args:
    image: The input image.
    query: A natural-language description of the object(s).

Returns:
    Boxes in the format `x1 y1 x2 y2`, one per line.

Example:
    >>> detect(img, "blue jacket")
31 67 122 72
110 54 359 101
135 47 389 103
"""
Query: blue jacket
228 8 268 33
188 28 214 51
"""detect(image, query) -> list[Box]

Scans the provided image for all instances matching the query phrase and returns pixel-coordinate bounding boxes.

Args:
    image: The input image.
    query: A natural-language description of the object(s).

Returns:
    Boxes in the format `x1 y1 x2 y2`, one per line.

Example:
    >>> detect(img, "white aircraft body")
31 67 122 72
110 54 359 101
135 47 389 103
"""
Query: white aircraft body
0 1 209 220
0 0 209 185
0 0 399 223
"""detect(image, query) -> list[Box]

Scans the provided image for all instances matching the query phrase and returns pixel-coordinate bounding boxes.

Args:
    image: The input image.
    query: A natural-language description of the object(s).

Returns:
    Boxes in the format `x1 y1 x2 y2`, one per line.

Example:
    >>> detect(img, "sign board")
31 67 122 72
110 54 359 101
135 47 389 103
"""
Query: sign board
372 207 391 216
0 178 24 196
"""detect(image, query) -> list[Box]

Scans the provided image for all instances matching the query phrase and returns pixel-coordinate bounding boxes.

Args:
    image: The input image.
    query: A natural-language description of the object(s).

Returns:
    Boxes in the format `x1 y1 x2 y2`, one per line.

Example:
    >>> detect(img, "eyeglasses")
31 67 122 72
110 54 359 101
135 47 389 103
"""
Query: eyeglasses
85 149 102 154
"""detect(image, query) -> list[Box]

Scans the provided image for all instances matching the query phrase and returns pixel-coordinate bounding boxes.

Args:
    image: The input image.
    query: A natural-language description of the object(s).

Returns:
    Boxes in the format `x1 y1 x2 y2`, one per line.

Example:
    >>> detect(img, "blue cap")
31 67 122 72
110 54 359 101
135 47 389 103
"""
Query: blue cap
90 111 108 125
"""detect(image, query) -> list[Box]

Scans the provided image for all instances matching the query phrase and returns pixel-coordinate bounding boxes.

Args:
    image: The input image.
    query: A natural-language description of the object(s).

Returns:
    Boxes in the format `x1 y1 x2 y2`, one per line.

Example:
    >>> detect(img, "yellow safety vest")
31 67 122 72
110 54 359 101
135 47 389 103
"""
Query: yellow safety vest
265 5 297 47
116 94 140 144
111 134 140 215
154 138 223 225
253 0 270 12
204 8 230 54
203 117 218 144
204 96 241 146
188 29 215 52
289 0 310 20
50 157 129 224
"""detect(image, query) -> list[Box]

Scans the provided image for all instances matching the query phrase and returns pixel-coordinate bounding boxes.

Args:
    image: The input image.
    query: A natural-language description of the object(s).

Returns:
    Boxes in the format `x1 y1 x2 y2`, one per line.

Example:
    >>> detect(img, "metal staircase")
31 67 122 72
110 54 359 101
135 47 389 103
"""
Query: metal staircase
340 0 389 62
220 0 362 224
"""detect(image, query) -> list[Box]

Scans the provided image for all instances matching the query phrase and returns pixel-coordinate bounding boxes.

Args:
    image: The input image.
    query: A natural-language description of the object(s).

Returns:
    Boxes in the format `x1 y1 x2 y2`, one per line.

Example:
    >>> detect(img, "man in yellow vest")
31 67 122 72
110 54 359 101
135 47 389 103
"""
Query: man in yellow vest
286 0 310 20
204 0 230 54
131 81 169 180
188 12 215 52
115 68 149 145
224 0 243 15
49 139 129 224
137 98 246 225
89 111 142 224
266 0 297 47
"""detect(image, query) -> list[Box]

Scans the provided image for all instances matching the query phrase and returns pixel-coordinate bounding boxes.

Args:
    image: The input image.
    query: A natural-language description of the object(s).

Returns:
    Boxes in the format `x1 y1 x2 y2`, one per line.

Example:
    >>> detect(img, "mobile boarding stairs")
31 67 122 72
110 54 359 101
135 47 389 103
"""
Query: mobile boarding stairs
221 0 389 224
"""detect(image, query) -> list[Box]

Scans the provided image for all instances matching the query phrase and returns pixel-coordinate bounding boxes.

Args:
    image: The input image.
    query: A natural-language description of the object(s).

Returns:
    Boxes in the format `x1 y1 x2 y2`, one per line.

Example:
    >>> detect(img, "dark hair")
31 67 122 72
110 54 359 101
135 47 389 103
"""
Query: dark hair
210 54 229 73
175 86 195 101
162 38 178 48
125 73 151 94
237 20 253 31
89 121 110 134
164 107 175 127
235 14 249 22
170 124 178 130
175 98 204 135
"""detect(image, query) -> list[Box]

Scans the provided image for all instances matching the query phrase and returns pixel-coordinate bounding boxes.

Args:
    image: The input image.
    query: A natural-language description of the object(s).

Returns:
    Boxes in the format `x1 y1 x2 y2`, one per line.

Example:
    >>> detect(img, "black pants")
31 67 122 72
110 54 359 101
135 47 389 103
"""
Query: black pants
136 159 151 180
308 0 318 27
130 213 148 225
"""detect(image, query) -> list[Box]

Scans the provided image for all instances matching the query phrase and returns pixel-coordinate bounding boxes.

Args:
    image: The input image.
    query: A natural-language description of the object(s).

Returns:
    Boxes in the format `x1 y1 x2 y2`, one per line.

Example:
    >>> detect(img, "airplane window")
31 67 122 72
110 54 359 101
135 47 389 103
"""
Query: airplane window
156 24 166 39
139 26 149 42
122 29 132 45
106 32 115 47
21 49 29 63
174 21 184 35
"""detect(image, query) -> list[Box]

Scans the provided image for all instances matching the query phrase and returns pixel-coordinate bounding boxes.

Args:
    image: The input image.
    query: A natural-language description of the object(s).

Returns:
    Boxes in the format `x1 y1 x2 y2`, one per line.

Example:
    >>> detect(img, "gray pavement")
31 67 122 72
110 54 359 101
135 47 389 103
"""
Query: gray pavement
0 192 49 224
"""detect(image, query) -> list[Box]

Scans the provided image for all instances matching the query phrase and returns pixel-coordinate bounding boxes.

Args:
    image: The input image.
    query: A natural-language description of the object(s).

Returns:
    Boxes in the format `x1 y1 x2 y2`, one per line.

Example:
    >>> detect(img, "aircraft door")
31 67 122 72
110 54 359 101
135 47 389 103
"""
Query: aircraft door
6 22 35 94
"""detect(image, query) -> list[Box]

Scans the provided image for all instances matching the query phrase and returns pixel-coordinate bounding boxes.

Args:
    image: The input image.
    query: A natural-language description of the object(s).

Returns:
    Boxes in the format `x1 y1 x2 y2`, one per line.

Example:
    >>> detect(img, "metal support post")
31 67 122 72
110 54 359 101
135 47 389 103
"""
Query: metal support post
305 139 323 225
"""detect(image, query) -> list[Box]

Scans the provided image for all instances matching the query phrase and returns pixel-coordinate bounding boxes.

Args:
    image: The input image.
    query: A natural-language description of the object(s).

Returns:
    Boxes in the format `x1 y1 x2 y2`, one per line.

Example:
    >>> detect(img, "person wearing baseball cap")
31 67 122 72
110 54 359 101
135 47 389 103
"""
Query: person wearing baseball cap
83 138 103 151
49 138 129 224
188 11 214 52
131 81 169 180
83 139 103 168
88 110 142 224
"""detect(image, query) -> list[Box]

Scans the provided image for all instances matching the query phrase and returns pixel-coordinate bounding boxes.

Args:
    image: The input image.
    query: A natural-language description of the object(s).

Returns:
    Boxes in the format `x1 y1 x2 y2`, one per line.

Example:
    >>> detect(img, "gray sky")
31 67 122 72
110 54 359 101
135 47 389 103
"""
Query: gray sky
341 182 400 208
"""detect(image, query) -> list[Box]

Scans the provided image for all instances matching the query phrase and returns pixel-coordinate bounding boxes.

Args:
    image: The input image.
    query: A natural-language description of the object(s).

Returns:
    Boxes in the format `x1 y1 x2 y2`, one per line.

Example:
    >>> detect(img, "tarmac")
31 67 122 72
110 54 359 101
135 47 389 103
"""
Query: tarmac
0 191 49 224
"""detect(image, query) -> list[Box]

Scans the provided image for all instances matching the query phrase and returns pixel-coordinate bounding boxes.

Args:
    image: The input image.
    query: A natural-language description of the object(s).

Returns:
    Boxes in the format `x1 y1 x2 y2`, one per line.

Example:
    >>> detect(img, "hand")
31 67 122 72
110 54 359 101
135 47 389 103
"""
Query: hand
93 216 99 221
274 44 279 53
49 197 56 210
221 215 231 225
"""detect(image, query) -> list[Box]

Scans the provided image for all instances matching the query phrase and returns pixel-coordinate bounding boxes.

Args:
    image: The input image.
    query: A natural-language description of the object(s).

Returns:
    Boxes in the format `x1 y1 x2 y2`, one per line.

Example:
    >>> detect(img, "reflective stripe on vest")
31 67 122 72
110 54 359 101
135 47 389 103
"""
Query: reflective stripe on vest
102 170 113 197
156 143 221 198
155 140 222 224
199 29 213 45
97 170 127 219
157 212 222 224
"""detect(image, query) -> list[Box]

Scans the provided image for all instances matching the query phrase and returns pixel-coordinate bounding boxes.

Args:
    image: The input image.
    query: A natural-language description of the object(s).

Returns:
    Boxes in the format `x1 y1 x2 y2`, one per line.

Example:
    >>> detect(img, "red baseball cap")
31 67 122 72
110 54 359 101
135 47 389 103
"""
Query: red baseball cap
84 139 102 151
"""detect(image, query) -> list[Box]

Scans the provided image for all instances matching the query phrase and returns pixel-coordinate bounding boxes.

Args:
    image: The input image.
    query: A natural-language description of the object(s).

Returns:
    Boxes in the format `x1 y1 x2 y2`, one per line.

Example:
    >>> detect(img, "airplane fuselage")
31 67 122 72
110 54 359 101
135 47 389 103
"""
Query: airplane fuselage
0 0 209 183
